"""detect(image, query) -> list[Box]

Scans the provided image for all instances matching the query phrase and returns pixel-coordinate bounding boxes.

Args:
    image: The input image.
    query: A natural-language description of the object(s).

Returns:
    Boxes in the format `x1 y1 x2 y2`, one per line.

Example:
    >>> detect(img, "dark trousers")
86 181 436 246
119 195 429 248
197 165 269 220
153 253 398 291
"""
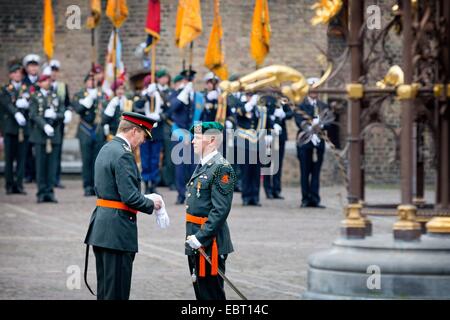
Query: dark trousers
161 122 175 187
34 143 60 198
188 254 227 300
240 162 261 203
297 144 324 205
55 124 64 185
140 139 162 184
79 136 102 190
25 143 35 182
263 138 286 196
93 246 135 300
4 133 27 190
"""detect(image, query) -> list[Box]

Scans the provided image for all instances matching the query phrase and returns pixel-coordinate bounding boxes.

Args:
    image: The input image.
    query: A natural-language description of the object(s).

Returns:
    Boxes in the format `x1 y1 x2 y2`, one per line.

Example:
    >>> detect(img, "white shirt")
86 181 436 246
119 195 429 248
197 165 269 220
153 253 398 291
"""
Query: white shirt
116 133 131 150
40 88 48 97
28 75 38 84
200 150 218 166
12 81 21 90
307 96 317 106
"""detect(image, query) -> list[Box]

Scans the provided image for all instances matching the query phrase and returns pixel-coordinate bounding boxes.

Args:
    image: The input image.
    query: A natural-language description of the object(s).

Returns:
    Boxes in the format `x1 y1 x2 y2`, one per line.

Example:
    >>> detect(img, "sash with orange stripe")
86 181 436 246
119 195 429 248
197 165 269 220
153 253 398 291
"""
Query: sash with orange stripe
186 213 218 277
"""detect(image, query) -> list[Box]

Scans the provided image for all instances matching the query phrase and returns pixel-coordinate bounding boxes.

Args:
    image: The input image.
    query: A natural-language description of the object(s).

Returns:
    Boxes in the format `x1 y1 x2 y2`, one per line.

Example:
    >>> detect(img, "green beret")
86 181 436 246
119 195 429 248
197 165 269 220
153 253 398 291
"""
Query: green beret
190 121 224 135
156 69 169 78
9 63 22 73
173 74 184 83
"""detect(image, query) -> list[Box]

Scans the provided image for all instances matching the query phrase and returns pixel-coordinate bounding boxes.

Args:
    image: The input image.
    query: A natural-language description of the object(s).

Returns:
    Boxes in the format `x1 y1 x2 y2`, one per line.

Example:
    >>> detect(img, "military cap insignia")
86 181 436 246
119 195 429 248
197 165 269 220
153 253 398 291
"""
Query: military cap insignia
122 143 132 152
214 165 235 195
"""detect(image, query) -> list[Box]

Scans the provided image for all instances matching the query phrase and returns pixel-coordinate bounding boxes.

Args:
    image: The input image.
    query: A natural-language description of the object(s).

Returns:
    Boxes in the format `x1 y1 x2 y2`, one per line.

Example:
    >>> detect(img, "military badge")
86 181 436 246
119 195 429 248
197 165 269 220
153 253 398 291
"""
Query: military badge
214 165 235 195
122 143 132 153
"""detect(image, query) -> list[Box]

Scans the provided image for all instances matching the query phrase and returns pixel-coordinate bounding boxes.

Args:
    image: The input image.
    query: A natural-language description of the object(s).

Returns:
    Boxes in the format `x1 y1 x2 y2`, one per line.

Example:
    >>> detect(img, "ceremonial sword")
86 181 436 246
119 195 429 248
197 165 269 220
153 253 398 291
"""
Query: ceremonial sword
191 245 248 300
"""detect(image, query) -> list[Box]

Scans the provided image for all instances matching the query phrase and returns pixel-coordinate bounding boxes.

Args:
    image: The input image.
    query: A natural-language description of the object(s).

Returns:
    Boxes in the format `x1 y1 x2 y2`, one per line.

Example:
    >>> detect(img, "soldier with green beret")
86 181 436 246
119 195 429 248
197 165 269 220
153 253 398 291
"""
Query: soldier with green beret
185 121 236 300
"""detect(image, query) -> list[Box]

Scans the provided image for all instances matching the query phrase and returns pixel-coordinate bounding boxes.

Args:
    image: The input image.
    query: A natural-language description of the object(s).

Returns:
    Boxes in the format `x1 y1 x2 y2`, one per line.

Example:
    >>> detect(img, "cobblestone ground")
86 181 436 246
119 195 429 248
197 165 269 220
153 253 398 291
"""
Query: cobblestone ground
0 177 435 300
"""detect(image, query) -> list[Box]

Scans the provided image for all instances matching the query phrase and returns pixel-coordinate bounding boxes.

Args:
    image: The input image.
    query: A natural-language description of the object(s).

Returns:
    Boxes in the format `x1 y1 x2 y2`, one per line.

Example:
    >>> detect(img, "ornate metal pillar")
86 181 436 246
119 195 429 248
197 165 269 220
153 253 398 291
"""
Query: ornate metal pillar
347 0 363 204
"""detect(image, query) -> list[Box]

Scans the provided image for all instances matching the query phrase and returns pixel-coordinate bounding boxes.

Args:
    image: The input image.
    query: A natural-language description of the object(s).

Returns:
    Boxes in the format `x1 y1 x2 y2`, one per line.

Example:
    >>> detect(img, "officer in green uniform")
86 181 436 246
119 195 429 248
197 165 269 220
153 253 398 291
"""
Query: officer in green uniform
84 111 169 300
29 74 65 203
72 73 108 196
185 121 236 300
0 60 30 194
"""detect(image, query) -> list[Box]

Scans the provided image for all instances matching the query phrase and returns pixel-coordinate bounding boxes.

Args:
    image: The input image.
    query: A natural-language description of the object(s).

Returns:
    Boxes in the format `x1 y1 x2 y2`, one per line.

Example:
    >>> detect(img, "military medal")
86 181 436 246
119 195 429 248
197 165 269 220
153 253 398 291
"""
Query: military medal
196 181 201 198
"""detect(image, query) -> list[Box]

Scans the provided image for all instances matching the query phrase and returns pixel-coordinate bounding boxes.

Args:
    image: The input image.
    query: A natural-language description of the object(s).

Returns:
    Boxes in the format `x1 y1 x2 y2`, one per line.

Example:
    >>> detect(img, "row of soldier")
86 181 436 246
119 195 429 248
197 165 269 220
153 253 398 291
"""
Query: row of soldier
1 53 330 208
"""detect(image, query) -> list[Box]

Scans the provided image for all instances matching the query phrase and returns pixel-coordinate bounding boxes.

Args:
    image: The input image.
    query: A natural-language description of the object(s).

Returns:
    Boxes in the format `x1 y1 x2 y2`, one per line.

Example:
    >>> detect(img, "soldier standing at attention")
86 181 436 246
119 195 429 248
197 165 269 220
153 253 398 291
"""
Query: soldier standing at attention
295 77 330 208
22 53 41 184
84 112 169 300
0 60 30 194
29 74 65 203
46 60 72 189
185 121 235 300
72 73 109 196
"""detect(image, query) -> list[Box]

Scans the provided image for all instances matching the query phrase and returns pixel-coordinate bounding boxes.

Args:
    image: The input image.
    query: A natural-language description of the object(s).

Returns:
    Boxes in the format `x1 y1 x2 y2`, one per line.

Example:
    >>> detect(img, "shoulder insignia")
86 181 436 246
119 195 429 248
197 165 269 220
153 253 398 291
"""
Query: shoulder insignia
122 143 132 153
214 164 236 195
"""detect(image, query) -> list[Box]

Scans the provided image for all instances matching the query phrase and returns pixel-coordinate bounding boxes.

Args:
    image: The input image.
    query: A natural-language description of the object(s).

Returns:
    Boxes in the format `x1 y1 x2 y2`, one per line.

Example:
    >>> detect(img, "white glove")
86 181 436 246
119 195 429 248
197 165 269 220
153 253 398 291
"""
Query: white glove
16 98 29 109
79 96 94 109
274 108 286 119
186 235 202 249
145 194 170 229
244 94 258 113
264 134 273 145
63 110 72 124
103 124 110 136
311 134 321 146
104 97 119 117
145 83 157 96
312 117 320 126
88 88 98 99
14 112 26 126
206 90 219 101
177 82 193 105
44 124 54 137
44 108 57 119
273 123 282 135
225 120 233 129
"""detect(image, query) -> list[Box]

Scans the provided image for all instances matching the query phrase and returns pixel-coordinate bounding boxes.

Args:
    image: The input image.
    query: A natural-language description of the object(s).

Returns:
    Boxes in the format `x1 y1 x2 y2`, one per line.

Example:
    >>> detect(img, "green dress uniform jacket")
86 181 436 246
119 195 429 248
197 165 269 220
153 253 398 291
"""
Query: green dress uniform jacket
185 152 235 257
84 136 155 253
0 82 31 136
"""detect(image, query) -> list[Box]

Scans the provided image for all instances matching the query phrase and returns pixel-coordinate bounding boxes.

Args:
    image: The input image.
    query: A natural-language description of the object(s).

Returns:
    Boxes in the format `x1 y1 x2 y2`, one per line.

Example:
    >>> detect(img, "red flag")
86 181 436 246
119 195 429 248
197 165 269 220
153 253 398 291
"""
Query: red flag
145 0 161 52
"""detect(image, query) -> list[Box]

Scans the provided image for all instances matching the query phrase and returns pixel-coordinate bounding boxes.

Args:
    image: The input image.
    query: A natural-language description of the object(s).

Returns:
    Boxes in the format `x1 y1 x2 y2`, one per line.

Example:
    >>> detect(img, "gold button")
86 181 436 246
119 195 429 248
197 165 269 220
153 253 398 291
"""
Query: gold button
190 182 194 186
187 193 191 197
186 205 189 209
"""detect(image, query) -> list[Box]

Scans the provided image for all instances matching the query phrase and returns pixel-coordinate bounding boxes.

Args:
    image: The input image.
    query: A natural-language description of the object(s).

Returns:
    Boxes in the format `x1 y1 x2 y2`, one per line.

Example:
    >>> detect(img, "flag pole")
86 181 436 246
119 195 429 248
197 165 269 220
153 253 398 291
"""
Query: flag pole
113 27 117 96
150 43 156 112
188 41 194 79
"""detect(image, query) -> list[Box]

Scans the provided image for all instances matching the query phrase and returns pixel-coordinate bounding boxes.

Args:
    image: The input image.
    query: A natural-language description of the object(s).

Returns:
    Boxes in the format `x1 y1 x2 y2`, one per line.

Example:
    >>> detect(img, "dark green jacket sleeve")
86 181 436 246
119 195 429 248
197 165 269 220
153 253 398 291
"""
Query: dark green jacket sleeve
114 152 154 214
195 165 235 246
0 88 17 116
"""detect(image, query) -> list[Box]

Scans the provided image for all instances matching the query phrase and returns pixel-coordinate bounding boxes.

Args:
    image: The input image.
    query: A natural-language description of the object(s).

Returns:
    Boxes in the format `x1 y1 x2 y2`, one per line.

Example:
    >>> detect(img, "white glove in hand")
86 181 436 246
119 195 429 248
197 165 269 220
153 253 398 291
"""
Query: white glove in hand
206 90 219 101
44 108 57 119
177 82 193 104
79 96 94 109
225 120 233 129
64 110 73 124
146 83 157 96
273 123 282 135
103 124 110 136
104 98 118 117
186 235 202 249
274 108 286 119
155 207 170 229
44 124 54 137
265 134 273 145
312 117 320 126
14 112 26 126
244 94 258 113
311 134 321 146
88 88 98 99
16 98 29 109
